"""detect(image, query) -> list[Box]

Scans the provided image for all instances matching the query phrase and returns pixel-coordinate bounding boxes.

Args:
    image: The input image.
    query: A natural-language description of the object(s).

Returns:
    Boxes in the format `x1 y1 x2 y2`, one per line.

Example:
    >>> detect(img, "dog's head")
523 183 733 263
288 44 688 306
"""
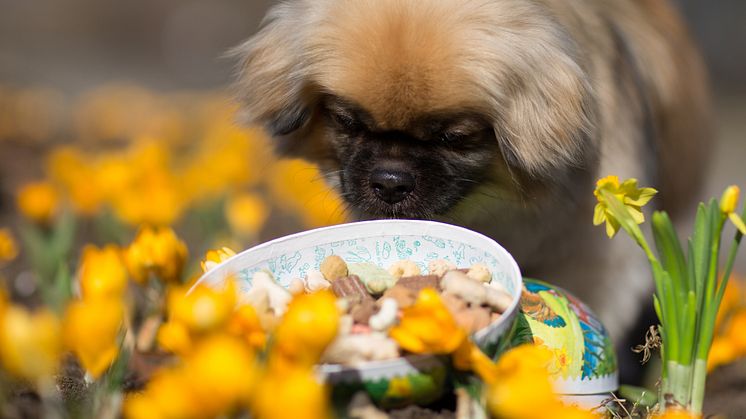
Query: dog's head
233 0 597 220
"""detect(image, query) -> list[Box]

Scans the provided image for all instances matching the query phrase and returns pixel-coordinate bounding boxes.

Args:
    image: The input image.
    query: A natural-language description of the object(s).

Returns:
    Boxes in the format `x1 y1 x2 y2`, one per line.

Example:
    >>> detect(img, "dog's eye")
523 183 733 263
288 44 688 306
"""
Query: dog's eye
330 111 363 132
439 130 468 143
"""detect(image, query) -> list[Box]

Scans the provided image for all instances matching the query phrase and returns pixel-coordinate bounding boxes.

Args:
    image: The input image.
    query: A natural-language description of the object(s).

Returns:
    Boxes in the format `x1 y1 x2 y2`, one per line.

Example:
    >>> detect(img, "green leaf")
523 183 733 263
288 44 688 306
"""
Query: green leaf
652 211 688 293
690 203 712 320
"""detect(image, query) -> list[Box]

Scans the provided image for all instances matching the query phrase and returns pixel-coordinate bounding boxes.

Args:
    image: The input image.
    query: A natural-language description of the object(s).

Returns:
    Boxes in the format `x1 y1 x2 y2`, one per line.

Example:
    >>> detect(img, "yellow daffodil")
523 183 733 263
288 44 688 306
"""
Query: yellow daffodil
251 367 329 419
16 181 59 225
593 175 657 238
0 305 62 381
63 298 125 378
720 185 746 234
78 244 129 300
271 291 340 371
487 344 597 419
166 281 236 334
225 193 269 237
0 228 19 263
200 247 236 273
389 288 467 355
125 227 188 284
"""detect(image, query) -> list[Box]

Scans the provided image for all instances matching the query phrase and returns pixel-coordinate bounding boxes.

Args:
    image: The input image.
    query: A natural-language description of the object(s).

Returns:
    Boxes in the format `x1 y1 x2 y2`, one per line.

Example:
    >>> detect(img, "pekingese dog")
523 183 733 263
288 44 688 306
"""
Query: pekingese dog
231 0 711 346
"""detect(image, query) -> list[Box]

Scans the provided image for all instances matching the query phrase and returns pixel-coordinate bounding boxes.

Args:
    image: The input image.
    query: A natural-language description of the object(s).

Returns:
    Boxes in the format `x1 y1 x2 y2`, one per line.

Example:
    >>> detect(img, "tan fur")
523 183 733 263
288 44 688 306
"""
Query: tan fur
233 0 711 340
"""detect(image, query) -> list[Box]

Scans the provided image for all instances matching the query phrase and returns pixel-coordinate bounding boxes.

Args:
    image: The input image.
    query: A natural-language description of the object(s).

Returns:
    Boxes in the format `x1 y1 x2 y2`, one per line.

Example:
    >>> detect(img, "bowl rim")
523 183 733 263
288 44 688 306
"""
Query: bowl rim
192 219 523 374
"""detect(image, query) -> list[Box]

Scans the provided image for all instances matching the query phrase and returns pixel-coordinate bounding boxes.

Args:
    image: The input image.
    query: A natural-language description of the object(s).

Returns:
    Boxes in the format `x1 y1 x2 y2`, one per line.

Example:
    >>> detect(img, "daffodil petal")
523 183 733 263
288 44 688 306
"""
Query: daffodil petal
593 204 606 226
606 218 620 238
628 206 645 224
729 213 746 235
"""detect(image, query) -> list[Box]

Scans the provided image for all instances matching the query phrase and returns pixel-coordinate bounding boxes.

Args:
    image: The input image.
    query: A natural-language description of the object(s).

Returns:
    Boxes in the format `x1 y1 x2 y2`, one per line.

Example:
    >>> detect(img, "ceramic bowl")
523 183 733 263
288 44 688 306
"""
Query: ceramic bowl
192 220 524 407
519 279 619 407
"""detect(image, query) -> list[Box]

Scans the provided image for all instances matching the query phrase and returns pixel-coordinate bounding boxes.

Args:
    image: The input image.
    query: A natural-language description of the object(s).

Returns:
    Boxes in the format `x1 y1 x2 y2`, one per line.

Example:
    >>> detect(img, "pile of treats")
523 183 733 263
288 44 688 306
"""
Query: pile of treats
243 256 514 366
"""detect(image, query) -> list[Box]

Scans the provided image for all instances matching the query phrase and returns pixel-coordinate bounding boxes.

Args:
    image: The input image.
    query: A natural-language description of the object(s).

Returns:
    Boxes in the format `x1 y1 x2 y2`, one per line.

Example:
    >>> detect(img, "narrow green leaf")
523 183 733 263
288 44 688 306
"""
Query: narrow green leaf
652 211 689 293
690 203 711 285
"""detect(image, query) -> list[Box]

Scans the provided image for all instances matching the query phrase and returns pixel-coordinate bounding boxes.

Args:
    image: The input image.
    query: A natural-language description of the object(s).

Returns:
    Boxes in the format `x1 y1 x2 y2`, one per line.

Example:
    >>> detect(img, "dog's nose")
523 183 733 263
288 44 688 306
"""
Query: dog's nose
369 169 415 204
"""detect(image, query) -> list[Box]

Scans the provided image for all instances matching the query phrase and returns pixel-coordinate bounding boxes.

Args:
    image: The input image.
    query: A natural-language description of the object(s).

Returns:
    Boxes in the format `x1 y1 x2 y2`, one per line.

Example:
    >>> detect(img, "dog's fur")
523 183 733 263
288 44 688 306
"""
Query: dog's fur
232 0 711 341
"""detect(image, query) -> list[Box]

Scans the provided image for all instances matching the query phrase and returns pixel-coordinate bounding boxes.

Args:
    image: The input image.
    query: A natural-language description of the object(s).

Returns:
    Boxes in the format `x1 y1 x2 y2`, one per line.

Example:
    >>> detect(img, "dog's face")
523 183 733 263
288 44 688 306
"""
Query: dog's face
322 95 500 218
234 0 598 221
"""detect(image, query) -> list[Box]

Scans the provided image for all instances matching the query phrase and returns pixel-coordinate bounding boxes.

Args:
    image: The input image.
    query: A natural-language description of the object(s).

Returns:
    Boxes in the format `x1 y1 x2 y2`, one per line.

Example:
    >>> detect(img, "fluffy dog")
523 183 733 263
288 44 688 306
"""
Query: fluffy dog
232 0 711 344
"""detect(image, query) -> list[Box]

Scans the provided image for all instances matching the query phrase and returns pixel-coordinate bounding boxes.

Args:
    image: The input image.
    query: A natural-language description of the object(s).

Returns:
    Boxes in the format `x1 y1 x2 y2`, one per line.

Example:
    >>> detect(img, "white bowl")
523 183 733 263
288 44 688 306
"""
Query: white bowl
192 220 523 407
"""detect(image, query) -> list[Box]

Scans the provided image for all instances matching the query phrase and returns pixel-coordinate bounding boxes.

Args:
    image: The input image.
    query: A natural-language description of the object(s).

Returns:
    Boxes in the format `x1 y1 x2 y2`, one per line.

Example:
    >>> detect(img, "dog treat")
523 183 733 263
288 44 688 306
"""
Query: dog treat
351 299 378 325
381 285 417 308
441 270 490 306
453 307 492 332
467 263 492 283
320 255 349 281
388 260 421 279
428 259 457 277
244 257 513 367
441 292 467 315
348 262 396 294
369 298 398 331
304 270 332 293
485 287 513 312
322 334 400 365
331 275 373 304
244 271 292 317
396 275 441 293
288 278 305 295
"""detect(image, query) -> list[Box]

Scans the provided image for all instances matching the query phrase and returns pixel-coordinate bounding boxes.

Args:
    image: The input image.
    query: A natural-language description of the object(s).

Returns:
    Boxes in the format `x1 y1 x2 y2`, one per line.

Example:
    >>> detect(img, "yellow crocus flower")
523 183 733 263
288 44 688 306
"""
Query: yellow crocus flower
156 321 193 356
268 159 349 228
271 291 340 371
227 304 266 351
487 344 598 419
124 369 199 419
652 408 701 419
16 181 59 225
225 193 269 238
0 305 62 381
63 298 125 379
124 227 188 284
200 247 237 273
181 335 256 416
166 281 236 334
389 288 467 354
251 367 329 419
78 244 129 300
720 185 746 235
593 175 657 238
0 228 19 263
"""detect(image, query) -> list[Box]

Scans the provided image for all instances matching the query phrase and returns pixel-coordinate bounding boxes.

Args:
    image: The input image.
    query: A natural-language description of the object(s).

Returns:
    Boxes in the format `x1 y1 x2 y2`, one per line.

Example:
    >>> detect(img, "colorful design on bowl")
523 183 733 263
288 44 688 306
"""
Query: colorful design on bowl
521 279 618 394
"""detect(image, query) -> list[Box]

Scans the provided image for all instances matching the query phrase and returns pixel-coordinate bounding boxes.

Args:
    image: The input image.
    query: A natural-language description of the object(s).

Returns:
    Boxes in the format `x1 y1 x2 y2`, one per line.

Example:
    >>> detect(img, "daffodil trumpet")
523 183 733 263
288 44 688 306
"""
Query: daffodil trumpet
594 179 746 414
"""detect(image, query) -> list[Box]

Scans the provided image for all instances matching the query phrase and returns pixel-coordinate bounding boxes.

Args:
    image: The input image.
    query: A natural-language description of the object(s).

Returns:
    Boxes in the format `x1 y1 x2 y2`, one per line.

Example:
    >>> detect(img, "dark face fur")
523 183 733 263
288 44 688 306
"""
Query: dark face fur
321 96 501 219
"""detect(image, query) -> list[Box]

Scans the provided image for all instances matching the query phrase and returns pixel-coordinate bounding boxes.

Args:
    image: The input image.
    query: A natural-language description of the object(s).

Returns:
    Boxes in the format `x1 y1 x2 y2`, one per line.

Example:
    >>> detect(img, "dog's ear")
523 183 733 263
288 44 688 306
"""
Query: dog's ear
496 61 596 177
231 4 317 142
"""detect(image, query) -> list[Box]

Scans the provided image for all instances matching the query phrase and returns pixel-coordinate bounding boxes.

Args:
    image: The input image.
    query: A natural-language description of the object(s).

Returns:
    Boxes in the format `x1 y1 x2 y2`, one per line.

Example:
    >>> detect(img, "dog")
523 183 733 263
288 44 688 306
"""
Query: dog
231 0 711 351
